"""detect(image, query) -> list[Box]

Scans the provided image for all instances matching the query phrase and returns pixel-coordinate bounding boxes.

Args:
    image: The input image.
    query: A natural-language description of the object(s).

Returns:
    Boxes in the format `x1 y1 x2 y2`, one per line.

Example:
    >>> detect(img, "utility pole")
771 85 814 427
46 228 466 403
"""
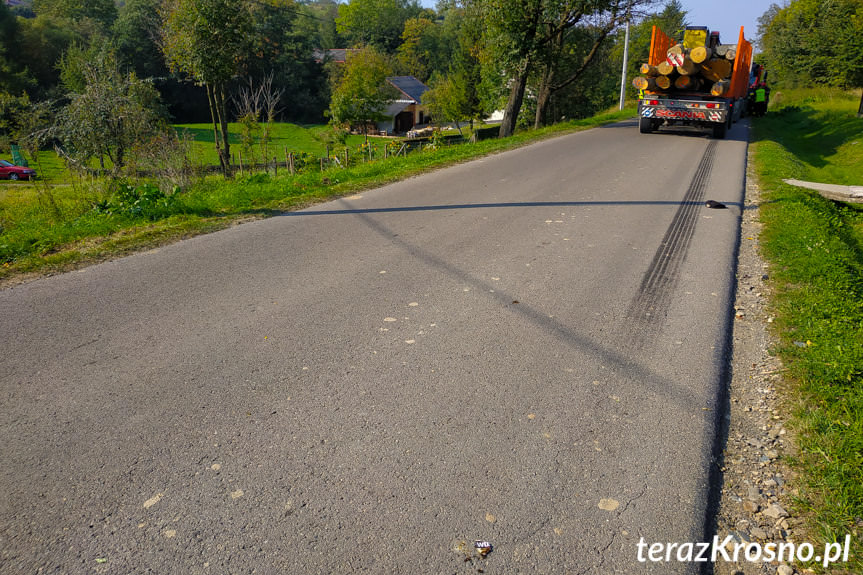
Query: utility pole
619 18 631 110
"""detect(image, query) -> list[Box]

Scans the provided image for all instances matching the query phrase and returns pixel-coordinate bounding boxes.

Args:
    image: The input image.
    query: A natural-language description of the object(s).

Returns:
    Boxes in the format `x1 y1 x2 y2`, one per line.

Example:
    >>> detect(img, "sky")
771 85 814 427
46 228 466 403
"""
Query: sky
680 0 777 45
417 0 779 46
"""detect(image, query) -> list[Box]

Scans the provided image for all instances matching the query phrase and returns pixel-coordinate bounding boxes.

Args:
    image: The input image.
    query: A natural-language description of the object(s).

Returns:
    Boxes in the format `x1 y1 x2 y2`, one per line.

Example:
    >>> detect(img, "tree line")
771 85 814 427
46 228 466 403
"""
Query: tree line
0 0 691 178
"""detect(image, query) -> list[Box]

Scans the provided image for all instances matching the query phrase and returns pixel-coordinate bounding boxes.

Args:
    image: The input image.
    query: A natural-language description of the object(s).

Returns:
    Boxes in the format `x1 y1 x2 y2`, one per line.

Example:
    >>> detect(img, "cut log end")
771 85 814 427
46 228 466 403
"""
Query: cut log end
655 75 672 90
657 61 675 76
711 80 730 96
690 46 710 64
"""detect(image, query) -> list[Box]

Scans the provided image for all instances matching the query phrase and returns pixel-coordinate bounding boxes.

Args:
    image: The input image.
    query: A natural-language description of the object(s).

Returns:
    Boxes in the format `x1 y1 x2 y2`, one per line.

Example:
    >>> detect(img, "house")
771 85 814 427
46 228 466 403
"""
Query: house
377 76 431 135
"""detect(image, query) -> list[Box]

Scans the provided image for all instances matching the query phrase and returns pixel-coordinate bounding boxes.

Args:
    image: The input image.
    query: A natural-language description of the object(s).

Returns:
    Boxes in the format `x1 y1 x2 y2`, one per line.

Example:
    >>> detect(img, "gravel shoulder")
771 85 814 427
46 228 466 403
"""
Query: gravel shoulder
712 147 806 575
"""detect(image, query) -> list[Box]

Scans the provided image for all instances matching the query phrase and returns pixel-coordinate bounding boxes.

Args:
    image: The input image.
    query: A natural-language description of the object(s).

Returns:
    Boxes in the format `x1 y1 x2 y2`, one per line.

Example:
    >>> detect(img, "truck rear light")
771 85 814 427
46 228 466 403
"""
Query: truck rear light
706 103 718 109
649 100 659 106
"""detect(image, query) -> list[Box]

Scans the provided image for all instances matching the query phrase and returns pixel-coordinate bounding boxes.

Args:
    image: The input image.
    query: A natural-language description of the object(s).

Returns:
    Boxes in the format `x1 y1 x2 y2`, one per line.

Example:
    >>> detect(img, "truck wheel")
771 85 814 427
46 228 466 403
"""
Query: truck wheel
712 122 727 139
639 117 654 134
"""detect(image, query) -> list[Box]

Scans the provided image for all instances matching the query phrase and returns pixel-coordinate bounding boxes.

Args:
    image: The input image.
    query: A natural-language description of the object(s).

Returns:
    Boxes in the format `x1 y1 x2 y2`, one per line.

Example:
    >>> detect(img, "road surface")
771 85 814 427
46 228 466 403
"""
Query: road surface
1 120 749 574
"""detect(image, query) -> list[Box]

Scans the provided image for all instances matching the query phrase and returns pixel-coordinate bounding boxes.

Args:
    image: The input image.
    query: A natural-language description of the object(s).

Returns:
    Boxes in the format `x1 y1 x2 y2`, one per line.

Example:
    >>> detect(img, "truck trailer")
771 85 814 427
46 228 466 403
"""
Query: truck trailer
635 26 753 139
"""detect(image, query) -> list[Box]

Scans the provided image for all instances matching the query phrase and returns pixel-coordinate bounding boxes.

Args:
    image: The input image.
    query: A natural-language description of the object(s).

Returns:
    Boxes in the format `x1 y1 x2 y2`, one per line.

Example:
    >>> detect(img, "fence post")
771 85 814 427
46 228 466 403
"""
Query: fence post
274 157 278 176
238 151 244 175
289 153 295 175
345 148 349 167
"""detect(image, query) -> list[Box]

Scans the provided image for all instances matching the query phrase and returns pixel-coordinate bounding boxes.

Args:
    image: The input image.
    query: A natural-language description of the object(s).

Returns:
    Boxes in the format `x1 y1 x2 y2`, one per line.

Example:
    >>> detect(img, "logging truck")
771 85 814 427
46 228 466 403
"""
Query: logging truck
634 26 753 139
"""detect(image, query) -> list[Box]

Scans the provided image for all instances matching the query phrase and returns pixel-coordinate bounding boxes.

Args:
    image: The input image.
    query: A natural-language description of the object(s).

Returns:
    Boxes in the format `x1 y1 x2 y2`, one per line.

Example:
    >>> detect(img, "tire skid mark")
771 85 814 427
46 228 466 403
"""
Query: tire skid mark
628 141 717 330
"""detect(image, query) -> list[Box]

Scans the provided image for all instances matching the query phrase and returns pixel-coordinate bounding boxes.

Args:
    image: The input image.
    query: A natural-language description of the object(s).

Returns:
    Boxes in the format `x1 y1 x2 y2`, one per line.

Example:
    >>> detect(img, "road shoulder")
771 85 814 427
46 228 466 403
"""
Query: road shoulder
713 147 804 575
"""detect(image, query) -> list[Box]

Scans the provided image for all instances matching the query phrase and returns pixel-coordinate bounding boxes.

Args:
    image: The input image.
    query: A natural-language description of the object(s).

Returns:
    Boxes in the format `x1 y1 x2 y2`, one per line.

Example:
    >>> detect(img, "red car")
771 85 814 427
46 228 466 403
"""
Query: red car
0 159 37 181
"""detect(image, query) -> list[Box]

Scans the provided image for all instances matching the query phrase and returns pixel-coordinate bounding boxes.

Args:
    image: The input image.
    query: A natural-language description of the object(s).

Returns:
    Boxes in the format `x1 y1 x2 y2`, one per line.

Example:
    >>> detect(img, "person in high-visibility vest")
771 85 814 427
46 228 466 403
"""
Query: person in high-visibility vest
755 85 768 116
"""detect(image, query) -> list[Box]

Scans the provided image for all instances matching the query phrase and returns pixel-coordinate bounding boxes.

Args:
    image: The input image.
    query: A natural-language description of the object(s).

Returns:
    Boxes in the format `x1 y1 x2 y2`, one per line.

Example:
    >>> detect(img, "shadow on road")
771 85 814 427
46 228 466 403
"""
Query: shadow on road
283 199 743 217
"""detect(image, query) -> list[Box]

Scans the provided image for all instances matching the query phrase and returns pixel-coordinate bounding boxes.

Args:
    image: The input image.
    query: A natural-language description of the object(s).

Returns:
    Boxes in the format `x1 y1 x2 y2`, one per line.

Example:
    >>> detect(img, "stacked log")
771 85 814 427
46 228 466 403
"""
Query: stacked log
632 41 737 96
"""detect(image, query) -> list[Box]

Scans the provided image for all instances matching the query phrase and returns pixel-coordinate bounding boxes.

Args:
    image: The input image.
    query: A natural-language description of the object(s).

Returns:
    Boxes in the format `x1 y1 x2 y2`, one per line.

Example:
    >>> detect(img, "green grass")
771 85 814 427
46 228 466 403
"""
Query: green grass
174 122 380 166
751 88 863 573
0 107 637 282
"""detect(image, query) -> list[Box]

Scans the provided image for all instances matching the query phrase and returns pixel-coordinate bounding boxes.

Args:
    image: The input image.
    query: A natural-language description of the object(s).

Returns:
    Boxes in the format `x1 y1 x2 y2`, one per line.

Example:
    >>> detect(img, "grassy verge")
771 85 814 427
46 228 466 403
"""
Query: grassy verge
751 88 863 572
0 107 636 284
173 122 380 166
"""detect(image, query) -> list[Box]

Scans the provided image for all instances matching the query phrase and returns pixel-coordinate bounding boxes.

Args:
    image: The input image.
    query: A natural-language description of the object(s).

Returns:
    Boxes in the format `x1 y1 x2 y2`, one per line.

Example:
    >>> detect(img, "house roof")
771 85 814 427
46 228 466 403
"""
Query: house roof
312 49 358 64
386 76 429 104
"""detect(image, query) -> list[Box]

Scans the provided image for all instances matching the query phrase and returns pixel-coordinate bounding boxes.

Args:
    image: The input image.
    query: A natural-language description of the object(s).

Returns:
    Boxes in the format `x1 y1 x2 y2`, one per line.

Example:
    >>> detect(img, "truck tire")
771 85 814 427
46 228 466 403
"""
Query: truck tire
639 117 655 134
712 121 727 139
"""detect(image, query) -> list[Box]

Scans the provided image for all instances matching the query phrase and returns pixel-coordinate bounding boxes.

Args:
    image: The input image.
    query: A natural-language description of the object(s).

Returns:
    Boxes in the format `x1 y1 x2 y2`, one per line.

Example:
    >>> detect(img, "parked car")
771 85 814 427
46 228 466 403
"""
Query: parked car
0 159 37 181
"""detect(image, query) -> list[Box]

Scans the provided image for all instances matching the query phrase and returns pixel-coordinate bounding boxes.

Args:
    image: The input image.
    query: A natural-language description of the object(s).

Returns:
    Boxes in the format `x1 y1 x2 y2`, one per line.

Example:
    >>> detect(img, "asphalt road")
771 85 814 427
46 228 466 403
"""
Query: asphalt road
0 120 749 574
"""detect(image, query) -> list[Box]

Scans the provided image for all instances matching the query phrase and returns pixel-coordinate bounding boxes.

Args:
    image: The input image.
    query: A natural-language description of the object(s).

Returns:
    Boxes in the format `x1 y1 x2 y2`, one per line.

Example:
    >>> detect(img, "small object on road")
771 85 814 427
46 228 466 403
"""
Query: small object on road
705 199 727 209
474 540 493 557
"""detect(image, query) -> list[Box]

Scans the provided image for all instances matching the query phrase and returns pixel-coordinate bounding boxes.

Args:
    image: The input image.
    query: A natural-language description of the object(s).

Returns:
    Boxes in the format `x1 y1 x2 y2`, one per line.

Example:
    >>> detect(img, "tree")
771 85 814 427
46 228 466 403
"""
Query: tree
114 0 167 80
56 45 169 174
397 17 437 81
477 0 647 137
532 4 634 128
422 74 468 133
759 0 863 89
161 0 254 176
16 15 79 97
335 0 423 52
328 46 396 142
33 0 117 38
33 0 117 27
244 0 331 123
0 3 33 95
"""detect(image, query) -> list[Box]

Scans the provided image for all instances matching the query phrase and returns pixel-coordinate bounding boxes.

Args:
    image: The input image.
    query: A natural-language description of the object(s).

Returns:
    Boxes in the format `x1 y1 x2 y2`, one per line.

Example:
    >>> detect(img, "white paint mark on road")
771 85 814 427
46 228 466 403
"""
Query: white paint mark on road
231 490 244 499
384 317 398 322
143 493 163 509
408 302 419 307
405 340 416 344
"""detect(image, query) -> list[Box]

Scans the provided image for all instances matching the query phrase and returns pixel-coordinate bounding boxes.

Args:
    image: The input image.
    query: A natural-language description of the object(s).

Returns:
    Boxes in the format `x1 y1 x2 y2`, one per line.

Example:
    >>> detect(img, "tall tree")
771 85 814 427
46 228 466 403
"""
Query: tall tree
335 0 423 52
759 0 863 89
245 0 331 122
0 2 33 95
478 0 646 137
532 3 636 128
114 0 167 80
16 15 79 97
33 0 117 38
161 0 254 176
